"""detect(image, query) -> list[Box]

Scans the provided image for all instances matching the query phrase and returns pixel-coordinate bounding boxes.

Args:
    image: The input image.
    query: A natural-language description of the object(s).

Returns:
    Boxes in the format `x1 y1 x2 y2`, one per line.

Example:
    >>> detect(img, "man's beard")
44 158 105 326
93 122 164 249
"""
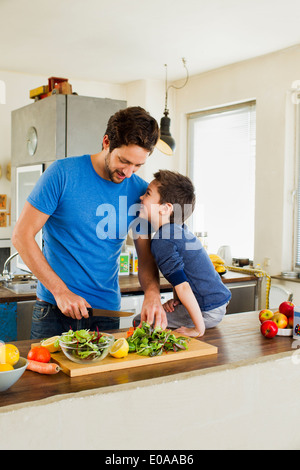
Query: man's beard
104 153 125 183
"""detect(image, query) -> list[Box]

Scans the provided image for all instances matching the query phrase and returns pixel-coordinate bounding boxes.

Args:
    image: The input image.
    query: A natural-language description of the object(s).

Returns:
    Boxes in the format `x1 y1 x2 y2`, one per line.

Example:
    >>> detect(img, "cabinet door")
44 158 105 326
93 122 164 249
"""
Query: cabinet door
160 291 173 304
227 282 257 314
120 295 142 328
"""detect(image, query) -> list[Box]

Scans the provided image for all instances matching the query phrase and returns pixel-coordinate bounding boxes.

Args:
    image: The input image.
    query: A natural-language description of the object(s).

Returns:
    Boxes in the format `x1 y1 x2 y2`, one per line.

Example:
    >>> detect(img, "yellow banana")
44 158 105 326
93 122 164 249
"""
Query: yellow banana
209 254 225 265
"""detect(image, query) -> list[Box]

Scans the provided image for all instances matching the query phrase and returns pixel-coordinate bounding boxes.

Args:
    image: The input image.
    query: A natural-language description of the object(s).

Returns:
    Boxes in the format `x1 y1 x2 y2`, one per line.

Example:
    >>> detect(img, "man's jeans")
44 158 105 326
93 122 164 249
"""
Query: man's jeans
30 300 120 339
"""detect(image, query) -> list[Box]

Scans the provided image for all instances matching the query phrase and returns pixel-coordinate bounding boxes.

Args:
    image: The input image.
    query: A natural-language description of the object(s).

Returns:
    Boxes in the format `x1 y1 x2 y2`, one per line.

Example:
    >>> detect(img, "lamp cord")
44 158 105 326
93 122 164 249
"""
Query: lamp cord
164 58 189 112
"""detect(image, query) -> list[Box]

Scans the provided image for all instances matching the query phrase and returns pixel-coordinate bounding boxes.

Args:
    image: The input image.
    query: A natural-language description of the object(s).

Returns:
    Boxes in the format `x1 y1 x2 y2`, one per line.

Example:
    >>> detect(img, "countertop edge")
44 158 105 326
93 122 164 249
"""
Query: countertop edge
0 271 258 303
0 349 294 415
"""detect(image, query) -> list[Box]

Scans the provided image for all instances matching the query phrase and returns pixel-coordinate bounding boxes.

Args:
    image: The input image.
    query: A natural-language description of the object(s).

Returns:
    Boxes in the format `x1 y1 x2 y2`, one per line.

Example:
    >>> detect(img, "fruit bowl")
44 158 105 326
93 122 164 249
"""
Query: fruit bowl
276 328 293 337
0 357 28 392
59 330 115 364
218 269 227 276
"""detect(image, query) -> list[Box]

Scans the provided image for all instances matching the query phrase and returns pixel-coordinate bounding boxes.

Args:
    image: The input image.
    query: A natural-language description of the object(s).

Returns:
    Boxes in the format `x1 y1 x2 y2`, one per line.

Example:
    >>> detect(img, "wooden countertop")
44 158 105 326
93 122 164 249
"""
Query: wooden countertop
0 270 257 303
0 311 293 409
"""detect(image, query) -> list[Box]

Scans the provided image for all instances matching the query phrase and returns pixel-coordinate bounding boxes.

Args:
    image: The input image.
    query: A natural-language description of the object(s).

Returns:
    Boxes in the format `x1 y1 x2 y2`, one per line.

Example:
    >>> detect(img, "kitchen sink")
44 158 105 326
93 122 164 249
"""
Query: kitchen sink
3 281 37 294
1 275 37 294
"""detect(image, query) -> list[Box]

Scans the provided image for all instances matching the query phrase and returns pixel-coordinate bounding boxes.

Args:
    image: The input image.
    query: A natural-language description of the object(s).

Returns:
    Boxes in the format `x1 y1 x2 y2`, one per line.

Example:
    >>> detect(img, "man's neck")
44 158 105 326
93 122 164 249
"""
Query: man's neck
91 150 109 179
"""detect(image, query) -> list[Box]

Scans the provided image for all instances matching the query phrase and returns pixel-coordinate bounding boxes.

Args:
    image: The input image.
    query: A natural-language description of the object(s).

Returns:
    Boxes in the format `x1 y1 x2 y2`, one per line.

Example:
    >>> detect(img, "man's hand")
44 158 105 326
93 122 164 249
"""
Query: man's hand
55 289 91 320
139 293 168 329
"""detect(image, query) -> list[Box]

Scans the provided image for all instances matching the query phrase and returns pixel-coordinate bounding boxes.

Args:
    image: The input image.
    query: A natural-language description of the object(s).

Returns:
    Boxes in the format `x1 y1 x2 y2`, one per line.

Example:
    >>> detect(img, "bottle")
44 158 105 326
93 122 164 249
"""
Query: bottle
195 232 208 251
119 243 130 276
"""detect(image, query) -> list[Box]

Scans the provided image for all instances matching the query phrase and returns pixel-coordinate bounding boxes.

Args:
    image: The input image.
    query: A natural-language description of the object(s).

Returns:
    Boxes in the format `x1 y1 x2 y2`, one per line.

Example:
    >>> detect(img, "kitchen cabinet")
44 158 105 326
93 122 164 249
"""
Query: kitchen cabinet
120 290 173 328
0 302 17 341
226 280 259 313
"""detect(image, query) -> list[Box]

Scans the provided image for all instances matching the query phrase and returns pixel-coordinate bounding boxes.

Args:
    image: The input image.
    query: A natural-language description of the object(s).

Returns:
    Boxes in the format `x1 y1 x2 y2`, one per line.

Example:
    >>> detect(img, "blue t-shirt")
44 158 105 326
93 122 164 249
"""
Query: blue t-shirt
27 155 148 310
151 223 231 311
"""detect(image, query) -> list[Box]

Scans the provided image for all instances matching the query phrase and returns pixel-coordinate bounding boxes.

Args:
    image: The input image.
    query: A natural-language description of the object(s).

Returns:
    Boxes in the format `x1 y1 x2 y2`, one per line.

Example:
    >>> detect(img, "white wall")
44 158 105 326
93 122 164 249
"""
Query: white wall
173 44 300 282
124 78 177 182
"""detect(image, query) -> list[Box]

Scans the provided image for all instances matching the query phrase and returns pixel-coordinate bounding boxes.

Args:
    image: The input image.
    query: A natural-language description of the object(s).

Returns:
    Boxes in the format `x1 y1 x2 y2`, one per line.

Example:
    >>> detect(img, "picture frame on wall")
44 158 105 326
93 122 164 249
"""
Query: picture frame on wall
0 194 7 210
0 212 7 227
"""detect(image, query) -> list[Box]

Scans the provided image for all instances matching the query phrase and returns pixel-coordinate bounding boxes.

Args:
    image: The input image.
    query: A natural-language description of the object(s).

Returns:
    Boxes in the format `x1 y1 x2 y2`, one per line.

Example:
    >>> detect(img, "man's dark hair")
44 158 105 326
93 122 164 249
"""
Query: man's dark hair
154 170 196 224
104 106 159 154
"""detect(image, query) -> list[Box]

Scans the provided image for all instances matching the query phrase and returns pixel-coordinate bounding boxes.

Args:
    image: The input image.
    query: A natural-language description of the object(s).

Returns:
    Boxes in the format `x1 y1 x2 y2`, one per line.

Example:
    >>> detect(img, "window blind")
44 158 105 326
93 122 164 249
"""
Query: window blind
187 101 256 258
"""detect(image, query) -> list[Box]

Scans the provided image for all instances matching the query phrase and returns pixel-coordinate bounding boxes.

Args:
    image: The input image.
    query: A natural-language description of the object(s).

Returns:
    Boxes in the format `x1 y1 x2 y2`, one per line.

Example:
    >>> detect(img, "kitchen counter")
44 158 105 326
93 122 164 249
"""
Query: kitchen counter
0 310 294 409
1 310 299 450
0 270 256 302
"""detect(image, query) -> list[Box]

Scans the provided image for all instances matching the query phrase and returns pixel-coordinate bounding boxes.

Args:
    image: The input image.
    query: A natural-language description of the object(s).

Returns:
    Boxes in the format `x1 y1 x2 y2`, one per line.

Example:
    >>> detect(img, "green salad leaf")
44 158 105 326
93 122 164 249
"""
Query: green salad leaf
55 329 112 361
127 322 189 357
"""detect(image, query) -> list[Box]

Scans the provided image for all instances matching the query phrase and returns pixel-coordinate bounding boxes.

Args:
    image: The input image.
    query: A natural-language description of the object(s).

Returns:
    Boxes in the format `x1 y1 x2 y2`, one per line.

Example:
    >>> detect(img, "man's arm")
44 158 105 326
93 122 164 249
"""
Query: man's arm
134 236 168 329
12 201 90 319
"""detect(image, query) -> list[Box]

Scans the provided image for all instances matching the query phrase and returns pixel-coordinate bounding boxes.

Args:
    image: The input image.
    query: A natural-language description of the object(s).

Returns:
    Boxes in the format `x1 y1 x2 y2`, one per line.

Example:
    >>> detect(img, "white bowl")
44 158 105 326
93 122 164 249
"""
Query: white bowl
0 357 28 392
276 328 293 337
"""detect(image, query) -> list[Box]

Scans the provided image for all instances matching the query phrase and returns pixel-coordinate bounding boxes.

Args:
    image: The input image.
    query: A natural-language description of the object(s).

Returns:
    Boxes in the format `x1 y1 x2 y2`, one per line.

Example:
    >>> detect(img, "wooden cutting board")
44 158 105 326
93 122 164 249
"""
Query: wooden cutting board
49 332 218 377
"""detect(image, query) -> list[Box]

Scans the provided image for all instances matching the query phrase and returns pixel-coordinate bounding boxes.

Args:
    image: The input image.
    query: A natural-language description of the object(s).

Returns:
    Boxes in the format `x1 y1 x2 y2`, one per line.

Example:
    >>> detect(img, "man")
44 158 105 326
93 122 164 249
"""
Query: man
12 106 167 339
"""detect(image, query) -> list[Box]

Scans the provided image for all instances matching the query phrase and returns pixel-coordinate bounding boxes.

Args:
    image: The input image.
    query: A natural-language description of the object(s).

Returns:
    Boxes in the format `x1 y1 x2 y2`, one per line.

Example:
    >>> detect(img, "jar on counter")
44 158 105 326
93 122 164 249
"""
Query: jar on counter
195 232 208 251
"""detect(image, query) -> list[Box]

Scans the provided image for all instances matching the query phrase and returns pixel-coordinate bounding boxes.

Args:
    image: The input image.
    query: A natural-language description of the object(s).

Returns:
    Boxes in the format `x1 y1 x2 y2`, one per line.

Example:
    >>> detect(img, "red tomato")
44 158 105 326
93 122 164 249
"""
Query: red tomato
27 346 51 363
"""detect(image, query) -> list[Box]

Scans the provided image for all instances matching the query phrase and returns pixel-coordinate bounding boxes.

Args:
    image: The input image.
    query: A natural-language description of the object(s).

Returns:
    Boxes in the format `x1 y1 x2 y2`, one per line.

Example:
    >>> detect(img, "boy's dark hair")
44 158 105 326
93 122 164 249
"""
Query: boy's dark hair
154 170 196 223
104 106 159 154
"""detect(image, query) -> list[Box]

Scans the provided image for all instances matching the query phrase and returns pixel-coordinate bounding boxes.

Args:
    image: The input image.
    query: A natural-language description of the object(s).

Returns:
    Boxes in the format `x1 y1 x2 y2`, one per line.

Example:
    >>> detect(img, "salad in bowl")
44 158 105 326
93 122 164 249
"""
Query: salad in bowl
55 329 114 364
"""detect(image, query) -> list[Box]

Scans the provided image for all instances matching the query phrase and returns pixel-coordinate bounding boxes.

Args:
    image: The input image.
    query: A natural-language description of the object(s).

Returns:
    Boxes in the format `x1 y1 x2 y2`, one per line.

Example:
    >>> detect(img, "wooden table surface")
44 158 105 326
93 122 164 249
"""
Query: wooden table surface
0 311 294 409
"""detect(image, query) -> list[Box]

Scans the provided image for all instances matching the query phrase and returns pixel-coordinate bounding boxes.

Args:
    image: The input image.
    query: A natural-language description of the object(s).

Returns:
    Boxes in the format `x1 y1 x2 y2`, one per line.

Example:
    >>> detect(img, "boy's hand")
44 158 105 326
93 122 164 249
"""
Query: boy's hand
175 326 205 338
163 298 180 313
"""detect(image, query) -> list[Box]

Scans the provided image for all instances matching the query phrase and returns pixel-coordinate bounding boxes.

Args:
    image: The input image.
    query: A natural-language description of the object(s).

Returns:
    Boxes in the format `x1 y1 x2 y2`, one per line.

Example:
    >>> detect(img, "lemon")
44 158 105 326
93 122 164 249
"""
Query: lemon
0 363 14 372
110 338 129 358
40 336 61 353
216 265 226 273
0 342 5 364
4 344 19 366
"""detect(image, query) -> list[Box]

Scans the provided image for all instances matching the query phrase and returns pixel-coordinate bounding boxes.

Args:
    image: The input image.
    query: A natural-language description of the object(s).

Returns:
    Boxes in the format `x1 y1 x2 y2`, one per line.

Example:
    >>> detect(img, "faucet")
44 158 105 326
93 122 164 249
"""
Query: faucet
2 251 19 281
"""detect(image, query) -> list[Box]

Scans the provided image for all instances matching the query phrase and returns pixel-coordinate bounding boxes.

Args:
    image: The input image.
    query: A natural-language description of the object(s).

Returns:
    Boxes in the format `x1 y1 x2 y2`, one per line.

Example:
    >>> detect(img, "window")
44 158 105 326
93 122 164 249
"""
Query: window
187 101 256 259
296 100 300 267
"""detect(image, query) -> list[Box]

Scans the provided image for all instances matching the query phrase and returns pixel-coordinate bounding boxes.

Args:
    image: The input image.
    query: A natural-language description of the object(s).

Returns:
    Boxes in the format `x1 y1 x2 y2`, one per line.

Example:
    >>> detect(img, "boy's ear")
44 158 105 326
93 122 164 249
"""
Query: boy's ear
159 202 173 216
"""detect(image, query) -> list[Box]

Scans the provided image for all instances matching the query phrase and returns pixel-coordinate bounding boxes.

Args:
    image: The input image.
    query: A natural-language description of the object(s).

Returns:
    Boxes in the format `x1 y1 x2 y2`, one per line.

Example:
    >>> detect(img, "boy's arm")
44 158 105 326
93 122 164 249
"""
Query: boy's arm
174 281 205 337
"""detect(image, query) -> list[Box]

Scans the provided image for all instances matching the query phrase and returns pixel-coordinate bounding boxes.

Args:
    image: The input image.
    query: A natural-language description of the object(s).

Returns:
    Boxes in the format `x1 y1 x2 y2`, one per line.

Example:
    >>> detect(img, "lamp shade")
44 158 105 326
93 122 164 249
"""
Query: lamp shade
158 110 175 155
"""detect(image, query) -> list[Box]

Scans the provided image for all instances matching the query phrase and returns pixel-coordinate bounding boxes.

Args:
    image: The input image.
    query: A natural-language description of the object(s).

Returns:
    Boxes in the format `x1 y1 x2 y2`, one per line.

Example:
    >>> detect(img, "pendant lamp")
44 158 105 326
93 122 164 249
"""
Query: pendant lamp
157 58 189 156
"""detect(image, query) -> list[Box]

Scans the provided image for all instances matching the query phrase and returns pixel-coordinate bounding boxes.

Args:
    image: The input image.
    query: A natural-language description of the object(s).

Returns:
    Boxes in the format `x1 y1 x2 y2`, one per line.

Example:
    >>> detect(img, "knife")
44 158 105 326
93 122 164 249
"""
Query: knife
88 308 134 318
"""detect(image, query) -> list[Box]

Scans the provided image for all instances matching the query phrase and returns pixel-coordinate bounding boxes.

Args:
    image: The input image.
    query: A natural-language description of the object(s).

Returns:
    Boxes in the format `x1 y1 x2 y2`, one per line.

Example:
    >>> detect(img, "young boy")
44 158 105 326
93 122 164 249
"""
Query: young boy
135 170 231 338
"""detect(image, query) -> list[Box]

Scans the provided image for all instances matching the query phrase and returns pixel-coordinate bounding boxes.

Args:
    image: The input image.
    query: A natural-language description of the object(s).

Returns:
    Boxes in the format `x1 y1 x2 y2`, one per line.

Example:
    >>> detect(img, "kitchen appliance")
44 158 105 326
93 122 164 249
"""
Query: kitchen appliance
11 94 126 166
217 245 232 266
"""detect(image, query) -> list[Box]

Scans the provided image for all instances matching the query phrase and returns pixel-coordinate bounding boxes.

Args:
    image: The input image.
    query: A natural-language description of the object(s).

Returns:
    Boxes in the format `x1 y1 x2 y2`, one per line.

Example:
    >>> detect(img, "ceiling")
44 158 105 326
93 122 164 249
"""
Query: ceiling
2 0 300 84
